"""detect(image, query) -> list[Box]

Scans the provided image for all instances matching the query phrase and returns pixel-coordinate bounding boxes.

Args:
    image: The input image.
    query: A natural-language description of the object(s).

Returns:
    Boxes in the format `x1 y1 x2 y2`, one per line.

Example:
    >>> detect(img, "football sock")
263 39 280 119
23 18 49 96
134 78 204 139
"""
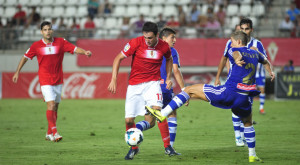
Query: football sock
157 120 171 148
46 110 57 135
168 117 177 147
136 121 150 131
259 93 265 110
125 123 138 149
232 113 241 138
53 111 57 124
244 126 256 156
162 91 190 117
240 122 245 139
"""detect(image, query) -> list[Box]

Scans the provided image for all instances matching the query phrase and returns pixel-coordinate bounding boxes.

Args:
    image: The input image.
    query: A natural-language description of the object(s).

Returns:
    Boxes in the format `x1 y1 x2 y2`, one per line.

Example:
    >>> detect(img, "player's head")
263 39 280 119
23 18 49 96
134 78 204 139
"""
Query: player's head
240 17 253 37
40 21 53 40
142 22 158 47
230 31 248 47
159 27 176 47
235 24 241 31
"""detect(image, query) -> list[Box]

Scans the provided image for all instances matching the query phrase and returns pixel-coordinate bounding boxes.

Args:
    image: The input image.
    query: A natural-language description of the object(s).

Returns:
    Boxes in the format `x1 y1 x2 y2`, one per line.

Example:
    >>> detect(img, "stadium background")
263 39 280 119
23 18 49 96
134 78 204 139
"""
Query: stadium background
0 0 299 98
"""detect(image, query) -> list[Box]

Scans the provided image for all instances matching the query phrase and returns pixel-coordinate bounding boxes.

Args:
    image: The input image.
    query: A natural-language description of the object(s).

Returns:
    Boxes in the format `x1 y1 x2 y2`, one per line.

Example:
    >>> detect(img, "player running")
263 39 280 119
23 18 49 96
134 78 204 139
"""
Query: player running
159 27 187 149
12 21 92 142
108 22 178 160
146 31 275 163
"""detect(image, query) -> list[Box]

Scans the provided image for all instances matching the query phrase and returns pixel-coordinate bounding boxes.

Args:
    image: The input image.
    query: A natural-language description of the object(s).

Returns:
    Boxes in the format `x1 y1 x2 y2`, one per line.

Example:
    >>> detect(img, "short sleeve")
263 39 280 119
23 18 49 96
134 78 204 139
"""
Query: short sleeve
257 51 266 63
256 41 267 57
63 38 76 54
121 38 139 57
164 46 171 59
223 40 231 57
24 45 36 60
171 48 180 67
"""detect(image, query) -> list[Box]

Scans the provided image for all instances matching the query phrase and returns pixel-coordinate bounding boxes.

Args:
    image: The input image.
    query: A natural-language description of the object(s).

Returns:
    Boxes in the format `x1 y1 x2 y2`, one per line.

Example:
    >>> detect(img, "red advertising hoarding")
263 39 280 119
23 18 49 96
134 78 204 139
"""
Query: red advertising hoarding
2 72 128 99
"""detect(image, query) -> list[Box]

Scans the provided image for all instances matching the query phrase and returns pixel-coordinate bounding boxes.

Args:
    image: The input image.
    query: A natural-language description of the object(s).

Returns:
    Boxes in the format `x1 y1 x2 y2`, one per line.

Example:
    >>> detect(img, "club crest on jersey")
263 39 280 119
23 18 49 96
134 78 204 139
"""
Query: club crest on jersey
124 43 130 52
146 50 158 59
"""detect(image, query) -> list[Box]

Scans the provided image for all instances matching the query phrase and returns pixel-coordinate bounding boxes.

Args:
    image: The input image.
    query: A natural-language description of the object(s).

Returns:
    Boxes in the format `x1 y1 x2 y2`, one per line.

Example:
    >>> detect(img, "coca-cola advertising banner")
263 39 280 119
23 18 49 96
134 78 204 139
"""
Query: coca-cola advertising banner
77 38 300 67
2 72 128 99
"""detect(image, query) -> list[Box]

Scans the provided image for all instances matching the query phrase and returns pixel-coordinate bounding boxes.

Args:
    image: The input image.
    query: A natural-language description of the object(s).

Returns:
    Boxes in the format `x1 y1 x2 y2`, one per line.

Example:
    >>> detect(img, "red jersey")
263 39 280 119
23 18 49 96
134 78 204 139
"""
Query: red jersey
24 37 76 86
121 36 171 85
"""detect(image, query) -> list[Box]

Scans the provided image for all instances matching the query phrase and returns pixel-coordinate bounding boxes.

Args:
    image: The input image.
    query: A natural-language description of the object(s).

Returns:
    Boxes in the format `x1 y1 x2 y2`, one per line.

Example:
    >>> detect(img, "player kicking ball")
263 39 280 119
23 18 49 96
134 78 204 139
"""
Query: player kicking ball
147 31 275 163
12 21 92 142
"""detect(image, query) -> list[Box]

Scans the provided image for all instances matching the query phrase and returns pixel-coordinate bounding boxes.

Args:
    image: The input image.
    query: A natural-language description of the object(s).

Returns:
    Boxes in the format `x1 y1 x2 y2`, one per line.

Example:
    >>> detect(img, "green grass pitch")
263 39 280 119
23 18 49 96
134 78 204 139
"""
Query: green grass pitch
0 99 300 165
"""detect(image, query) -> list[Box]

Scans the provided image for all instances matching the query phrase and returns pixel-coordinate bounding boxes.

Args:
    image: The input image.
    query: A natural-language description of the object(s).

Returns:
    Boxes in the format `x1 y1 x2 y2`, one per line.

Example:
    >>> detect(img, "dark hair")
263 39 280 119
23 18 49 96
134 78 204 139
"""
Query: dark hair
231 31 248 46
142 22 158 35
240 17 253 29
40 21 51 30
159 27 176 39
289 60 293 65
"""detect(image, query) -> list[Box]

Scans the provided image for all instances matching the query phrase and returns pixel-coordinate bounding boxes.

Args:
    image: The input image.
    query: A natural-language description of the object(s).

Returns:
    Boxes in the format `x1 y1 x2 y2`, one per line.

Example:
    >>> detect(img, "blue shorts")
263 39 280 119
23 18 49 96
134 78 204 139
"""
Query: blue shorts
162 91 174 109
255 76 265 87
203 84 253 118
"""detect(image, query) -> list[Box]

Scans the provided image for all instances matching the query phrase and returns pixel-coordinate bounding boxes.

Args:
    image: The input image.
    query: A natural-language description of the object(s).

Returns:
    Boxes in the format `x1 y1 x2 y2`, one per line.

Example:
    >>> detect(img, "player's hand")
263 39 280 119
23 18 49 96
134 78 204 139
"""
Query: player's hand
12 72 19 83
214 78 221 86
165 80 172 90
85 51 92 57
185 100 190 106
235 60 245 67
270 72 275 82
108 80 117 94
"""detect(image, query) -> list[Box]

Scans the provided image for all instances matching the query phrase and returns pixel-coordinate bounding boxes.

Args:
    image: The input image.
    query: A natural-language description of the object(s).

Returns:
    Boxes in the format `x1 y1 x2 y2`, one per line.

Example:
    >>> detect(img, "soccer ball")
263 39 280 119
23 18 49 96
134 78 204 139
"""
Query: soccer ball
125 128 144 146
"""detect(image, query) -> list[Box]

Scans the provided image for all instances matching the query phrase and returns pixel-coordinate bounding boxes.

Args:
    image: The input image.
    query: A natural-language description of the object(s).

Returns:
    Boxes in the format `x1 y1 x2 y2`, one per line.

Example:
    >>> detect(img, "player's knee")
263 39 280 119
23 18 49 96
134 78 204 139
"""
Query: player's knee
125 118 135 125
168 110 177 117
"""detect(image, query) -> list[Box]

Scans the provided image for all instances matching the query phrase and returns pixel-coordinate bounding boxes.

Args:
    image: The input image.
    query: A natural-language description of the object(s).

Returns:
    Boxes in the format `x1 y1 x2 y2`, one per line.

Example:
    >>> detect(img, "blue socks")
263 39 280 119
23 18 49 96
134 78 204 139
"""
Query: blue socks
168 117 177 147
136 121 150 131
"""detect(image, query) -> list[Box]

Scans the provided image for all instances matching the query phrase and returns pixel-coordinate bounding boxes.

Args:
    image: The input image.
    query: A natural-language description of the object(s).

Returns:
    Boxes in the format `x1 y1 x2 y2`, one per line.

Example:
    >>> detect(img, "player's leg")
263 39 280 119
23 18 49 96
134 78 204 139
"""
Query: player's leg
231 113 245 147
258 86 266 114
168 111 177 147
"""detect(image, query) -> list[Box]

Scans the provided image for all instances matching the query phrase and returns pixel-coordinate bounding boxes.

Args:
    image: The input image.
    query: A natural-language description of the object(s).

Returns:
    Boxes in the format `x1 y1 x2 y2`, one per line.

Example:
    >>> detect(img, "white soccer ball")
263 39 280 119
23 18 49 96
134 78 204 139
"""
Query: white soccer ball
125 128 144 146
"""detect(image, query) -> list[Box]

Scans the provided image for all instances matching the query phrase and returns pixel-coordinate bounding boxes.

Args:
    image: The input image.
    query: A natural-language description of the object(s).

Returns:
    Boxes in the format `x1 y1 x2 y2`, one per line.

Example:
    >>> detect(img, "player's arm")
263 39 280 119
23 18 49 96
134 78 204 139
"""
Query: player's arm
108 52 126 94
215 56 228 86
75 47 92 57
232 51 245 67
258 52 275 82
165 56 173 90
12 56 28 83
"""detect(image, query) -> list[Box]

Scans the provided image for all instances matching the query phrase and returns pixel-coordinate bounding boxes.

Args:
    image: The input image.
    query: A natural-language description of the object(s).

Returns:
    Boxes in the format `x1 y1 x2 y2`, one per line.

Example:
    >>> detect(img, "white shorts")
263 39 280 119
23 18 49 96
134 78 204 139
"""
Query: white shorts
125 81 163 118
41 84 63 103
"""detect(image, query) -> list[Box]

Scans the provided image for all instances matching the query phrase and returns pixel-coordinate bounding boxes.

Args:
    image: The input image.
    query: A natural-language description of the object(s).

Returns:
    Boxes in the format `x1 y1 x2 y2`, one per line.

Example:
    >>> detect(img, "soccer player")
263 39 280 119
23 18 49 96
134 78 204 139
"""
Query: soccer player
107 22 178 160
159 27 186 148
12 21 92 142
146 31 275 163
220 18 268 147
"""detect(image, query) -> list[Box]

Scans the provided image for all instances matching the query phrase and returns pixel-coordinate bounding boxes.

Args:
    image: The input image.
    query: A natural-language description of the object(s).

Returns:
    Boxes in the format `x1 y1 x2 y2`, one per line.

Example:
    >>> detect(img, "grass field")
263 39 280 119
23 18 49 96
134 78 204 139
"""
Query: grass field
0 99 300 165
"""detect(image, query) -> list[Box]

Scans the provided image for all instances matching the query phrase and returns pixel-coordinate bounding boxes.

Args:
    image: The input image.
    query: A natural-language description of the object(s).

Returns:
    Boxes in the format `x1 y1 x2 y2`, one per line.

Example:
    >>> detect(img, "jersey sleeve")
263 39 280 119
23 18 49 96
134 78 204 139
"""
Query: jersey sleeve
24 44 36 60
223 40 231 57
121 38 139 57
257 50 266 63
256 41 267 57
63 38 76 54
171 48 180 67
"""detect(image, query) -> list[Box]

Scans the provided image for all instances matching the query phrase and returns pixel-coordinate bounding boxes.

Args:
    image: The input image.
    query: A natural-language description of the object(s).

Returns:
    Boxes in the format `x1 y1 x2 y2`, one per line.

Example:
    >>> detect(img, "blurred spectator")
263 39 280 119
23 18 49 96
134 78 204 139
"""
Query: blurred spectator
0 17 3 28
286 2 300 22
132 14 145 37
205 16 221 37
281 60 294 73
188 4 201 26
166 15 180 28
118 17 130 39
84 15 96 37
88 0 100 17
157 13 167 30
295 0 300 9
51 18 59 30
99 0 112 15
206 6 215 18
296 15 300 37
279 15 294 31
216 4 226 27
177 5 187 26
26 6 41 28
12 4 26 26
70 17 80 30
58 17 67 30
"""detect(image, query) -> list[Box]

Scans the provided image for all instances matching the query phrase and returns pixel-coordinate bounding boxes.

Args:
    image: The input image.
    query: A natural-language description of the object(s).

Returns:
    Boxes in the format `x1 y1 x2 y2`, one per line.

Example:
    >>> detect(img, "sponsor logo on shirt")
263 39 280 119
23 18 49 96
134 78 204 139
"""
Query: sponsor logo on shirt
124 43 130 52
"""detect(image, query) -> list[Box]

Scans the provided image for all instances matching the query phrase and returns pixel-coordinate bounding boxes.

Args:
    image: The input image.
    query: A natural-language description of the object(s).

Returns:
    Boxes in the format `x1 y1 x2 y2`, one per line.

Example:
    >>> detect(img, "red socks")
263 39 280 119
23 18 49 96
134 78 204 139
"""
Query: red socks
46 110 57 135
157 120 171 148
126 123 138 149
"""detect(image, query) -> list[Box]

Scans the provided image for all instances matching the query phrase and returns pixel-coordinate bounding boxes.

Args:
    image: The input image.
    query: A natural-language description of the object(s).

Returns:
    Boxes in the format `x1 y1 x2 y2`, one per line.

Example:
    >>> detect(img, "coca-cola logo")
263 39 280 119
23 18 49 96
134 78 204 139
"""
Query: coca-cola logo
28 73 99 99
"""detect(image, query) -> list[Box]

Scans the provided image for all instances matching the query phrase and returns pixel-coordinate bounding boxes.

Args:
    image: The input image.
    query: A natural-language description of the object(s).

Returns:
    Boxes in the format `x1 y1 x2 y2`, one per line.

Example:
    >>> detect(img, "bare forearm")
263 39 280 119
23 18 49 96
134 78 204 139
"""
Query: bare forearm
166 57 173 80
216 56 227 79
173 67 184 89
263 60 273 75
15 57 28 74
75 47 87 54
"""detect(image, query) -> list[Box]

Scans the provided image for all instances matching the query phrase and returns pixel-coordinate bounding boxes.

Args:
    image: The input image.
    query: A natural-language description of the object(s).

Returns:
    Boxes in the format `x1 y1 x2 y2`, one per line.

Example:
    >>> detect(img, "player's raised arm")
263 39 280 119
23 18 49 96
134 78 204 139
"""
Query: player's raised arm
215 56 228 86
108 52 126 94
165 56 173 90
258 52 275 82
12 56 28 83
232 51 245 67
75 47 92 57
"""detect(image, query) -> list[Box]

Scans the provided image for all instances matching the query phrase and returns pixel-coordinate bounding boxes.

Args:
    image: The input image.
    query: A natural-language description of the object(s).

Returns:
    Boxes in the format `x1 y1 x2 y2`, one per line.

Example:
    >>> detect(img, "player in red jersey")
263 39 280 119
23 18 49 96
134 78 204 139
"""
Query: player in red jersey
12 21 92 142
108 22 178 160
